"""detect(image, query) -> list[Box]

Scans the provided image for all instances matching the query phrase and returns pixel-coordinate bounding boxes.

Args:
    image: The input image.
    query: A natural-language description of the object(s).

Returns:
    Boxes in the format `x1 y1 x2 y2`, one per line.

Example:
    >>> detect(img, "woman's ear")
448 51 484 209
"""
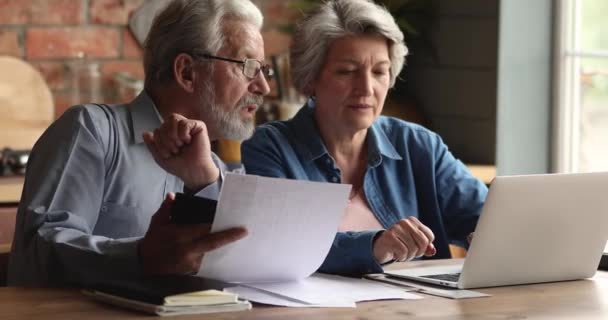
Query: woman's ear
173 53 196 93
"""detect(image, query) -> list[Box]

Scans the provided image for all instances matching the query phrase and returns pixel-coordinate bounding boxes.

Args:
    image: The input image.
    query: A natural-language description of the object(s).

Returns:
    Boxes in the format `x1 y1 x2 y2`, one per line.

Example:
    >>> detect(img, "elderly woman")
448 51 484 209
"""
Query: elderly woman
242 0 488 276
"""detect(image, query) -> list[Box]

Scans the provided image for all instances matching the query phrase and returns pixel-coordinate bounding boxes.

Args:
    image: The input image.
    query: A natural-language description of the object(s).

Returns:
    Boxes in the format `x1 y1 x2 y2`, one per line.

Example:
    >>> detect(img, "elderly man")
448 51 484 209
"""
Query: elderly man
8 0 270 286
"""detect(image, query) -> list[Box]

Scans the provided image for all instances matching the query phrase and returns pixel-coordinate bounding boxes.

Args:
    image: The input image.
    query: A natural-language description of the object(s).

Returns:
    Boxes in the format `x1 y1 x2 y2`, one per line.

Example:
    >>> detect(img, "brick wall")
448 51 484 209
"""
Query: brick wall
0 0 296 118
0 0 147 117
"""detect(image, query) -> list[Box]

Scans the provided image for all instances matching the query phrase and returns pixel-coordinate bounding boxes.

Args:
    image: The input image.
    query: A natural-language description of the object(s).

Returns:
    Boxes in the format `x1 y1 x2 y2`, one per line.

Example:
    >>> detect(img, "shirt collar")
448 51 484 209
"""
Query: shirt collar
291 99 329 162
291 99 402 164
130 90 163 144
367 120 403 164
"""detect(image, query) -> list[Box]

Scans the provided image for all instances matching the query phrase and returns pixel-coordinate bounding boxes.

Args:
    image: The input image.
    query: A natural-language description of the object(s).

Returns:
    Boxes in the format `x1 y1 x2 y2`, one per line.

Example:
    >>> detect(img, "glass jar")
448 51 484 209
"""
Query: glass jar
70 55 102 105
113 72 144 102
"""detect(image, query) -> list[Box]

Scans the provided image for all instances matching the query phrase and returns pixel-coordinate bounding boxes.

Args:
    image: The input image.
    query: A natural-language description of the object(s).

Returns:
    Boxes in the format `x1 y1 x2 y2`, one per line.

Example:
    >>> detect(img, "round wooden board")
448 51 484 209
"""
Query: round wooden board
0 56 54 150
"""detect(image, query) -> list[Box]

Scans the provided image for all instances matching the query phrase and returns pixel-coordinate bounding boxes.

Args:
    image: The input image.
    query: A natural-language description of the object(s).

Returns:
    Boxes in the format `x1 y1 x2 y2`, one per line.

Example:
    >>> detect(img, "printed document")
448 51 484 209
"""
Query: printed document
198 174 351 282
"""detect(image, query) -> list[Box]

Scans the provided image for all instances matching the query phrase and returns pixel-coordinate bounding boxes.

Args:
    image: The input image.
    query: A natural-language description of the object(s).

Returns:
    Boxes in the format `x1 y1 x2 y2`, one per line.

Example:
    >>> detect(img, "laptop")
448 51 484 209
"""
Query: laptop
384 172 608 289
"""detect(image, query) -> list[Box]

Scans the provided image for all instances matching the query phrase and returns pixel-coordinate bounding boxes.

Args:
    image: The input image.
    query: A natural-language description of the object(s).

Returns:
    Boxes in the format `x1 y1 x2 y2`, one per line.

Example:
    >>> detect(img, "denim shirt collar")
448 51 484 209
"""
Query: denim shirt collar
291 99 402 165
130 90 163 144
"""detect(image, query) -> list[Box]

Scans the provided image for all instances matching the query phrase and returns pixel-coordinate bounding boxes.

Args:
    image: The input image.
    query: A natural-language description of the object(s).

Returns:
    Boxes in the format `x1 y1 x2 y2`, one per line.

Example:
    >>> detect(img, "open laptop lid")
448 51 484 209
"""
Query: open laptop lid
385 172 608 289
458 172 608 288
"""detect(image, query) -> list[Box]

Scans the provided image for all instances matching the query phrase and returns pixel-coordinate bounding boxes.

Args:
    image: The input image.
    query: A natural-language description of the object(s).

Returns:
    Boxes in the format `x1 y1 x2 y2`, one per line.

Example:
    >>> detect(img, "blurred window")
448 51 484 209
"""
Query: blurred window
555 0 608 253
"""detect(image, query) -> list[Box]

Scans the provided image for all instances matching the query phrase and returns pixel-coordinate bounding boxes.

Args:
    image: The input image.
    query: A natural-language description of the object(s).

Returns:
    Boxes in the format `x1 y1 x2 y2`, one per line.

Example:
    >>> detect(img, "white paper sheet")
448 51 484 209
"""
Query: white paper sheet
224 286 356 308
241 273 422 306
198 174 351 282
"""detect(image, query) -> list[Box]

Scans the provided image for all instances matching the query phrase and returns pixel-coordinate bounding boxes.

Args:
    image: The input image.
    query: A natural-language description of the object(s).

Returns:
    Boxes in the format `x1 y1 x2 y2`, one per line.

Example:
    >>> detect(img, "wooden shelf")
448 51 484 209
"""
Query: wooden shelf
466 164 496 185
0 244 10 254
0 177 23 204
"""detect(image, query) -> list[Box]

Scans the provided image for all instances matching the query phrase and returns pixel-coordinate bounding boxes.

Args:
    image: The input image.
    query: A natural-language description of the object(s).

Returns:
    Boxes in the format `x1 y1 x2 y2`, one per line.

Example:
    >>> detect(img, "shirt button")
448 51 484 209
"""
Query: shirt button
331 176 339 183
101 206 108 212
325 158 332 165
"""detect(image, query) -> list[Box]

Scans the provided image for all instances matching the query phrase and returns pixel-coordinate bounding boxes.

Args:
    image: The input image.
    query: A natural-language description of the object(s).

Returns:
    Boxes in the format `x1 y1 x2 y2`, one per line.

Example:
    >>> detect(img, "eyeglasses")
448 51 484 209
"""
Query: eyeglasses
193 53 274 80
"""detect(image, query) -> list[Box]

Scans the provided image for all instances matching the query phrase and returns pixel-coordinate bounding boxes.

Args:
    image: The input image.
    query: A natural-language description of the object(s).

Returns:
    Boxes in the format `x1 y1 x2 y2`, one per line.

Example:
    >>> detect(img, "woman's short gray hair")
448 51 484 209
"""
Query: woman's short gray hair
290 0 408 95
144 0 263 87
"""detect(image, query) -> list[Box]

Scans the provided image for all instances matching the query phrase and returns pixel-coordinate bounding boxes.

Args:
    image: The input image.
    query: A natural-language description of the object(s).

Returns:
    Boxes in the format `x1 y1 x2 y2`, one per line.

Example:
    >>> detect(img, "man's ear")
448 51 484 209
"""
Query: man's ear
173 53 197 93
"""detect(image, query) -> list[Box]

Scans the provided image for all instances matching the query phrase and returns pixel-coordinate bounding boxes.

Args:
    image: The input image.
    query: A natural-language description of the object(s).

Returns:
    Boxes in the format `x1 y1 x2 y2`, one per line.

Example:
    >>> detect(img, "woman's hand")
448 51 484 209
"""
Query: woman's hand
373 216 436 264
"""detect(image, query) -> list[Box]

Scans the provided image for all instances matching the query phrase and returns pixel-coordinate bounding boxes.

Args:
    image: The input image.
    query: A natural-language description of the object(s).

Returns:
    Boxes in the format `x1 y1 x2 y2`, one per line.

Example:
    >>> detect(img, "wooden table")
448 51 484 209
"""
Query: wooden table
0 259 606 320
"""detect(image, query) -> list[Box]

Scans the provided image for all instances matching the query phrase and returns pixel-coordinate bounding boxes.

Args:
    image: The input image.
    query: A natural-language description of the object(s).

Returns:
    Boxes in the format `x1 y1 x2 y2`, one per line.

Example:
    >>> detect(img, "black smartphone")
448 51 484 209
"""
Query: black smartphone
170 193 217 224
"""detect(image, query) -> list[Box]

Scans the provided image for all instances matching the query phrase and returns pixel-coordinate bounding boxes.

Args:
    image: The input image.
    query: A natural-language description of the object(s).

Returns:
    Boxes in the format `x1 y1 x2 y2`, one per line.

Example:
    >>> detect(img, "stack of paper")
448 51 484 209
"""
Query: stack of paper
196 174 420 307
225 273 421 307
85 175 418 313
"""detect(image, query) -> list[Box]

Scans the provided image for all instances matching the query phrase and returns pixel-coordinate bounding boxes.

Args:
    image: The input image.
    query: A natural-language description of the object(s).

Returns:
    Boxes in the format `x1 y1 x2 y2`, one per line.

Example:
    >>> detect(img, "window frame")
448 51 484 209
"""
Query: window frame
554 0 608 173
553 0 580 173
554 0 608 255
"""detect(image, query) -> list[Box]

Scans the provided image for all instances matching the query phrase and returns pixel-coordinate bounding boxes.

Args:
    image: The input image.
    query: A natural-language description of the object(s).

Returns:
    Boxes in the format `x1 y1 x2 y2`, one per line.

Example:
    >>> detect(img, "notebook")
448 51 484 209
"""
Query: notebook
84 275 251 316
83 289 251 316
385 172 608 289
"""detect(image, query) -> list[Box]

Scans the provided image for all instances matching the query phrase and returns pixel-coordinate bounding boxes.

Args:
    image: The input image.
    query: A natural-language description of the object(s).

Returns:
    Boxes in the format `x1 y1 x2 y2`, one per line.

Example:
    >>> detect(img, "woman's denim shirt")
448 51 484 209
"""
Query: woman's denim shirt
241 100 488 276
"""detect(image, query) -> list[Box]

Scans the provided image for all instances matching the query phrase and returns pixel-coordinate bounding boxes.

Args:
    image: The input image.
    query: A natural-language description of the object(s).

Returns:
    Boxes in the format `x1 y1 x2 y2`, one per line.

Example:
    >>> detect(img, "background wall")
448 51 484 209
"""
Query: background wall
0 0 505 167
0 0 295 118
259 0 502 165
402 0 499 164
0 0 146 116
495 0 553 175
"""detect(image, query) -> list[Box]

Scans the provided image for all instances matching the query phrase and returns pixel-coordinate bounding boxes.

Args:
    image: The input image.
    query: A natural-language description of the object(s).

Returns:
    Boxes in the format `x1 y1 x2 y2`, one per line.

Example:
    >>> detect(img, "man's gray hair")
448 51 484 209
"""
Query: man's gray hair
290 0 408 95
144 0 263 87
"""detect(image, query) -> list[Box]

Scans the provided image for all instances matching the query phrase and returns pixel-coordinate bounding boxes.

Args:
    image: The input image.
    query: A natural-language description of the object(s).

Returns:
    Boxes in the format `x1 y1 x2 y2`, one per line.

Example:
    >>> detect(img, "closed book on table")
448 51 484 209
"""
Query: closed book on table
163 289 236 306
84 275 251 316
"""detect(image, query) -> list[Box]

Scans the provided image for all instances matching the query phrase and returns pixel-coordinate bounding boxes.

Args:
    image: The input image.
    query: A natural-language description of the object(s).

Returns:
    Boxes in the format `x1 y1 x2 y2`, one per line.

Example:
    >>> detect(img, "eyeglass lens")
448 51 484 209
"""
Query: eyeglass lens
243 59 272 78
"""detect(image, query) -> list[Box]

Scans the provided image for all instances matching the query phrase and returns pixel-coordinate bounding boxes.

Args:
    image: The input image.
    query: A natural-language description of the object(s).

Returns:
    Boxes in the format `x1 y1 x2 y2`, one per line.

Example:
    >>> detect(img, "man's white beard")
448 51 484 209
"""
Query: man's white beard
200 81 259 141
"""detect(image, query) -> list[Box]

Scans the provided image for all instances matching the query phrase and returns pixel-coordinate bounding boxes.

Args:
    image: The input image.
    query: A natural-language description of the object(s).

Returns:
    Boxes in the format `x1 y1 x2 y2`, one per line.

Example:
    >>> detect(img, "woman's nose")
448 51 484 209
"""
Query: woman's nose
354 72 373 96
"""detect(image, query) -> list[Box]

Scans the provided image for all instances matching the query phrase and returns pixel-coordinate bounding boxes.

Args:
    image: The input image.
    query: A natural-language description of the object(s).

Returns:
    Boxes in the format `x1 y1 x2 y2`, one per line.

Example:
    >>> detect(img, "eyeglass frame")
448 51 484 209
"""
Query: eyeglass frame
191 53 273 80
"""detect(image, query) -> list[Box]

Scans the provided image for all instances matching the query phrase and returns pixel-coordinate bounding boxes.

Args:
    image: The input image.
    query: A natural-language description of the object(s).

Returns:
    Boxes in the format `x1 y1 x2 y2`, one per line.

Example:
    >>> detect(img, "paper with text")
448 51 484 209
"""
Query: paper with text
198 174 351 282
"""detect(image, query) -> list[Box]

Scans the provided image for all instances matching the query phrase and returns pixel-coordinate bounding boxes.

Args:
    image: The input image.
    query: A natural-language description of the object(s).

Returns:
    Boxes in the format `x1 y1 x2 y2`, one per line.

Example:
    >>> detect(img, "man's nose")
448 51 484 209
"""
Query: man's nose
250 72 271 96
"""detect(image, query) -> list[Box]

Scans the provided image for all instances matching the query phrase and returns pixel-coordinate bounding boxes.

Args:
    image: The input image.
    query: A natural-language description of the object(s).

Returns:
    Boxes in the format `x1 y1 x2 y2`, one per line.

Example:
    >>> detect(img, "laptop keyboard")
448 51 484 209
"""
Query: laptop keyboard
420 273 461 282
